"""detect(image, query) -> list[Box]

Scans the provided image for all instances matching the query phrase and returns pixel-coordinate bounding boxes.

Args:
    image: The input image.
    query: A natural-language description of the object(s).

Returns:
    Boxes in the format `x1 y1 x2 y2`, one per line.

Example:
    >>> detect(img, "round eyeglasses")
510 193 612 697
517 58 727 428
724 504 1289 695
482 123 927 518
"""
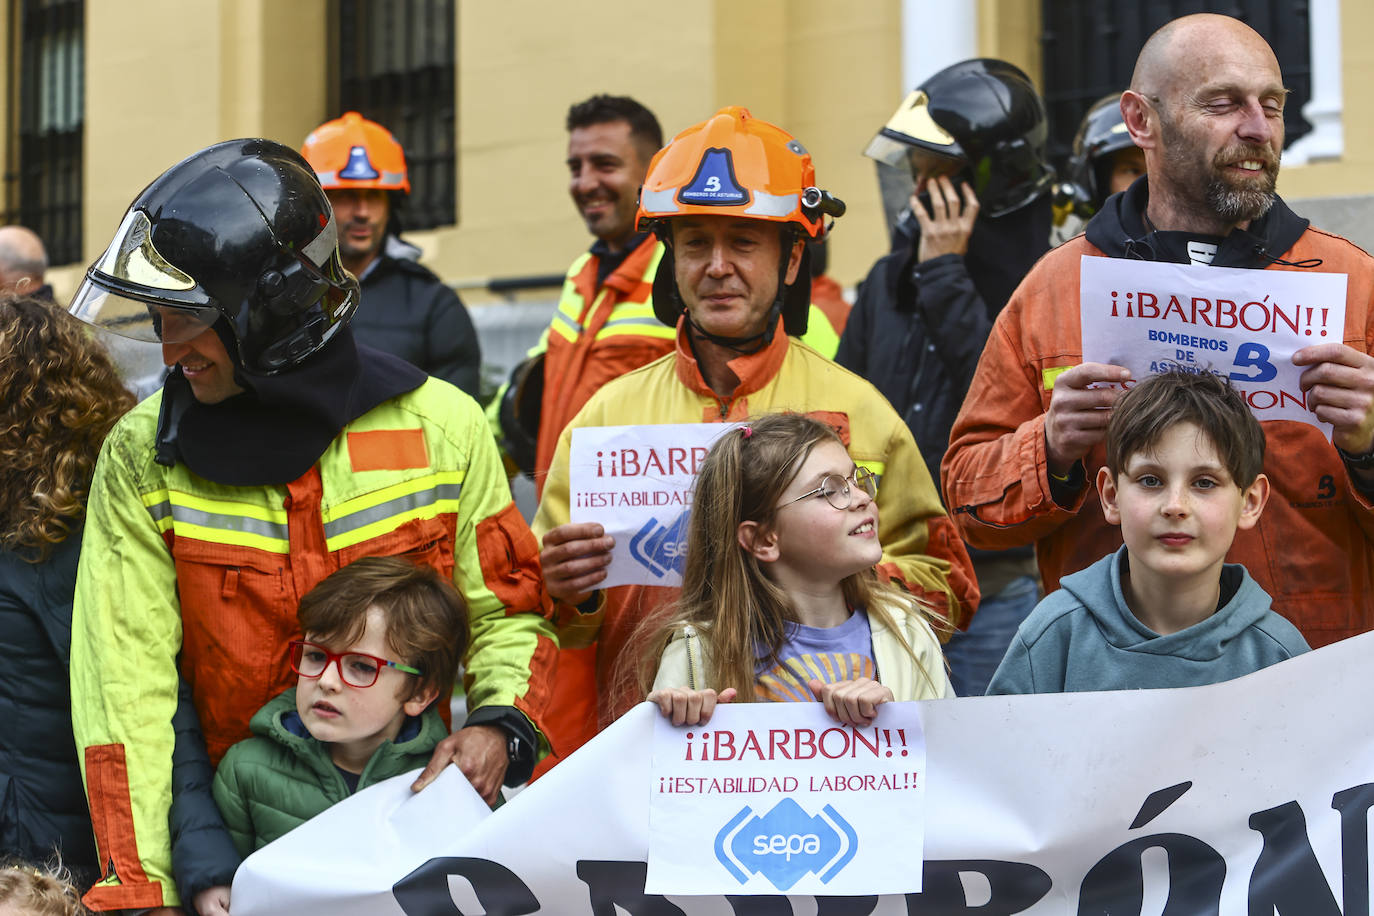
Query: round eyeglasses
288 639 421 689
779 467 878 511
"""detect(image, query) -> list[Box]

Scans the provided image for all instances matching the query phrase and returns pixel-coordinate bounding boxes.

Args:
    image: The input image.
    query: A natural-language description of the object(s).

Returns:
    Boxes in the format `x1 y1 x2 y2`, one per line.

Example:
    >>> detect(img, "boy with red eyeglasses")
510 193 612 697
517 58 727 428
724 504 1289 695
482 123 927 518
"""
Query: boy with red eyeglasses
210 557 469 869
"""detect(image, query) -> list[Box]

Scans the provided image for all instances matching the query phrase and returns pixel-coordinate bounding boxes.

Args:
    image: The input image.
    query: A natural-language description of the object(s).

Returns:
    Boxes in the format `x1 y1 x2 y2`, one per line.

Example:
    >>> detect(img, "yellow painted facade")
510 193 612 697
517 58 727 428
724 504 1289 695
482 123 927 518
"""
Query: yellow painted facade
34 0 1374 303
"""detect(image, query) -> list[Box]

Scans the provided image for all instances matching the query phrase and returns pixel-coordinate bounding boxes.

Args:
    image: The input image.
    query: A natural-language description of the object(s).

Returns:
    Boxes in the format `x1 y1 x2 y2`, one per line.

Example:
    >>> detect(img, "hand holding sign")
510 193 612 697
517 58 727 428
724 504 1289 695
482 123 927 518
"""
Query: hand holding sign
1294 343 1374 455
808 677 895 728
411 723 507 804
540 522 614 606
647 686 738 726
1045 362 1133 476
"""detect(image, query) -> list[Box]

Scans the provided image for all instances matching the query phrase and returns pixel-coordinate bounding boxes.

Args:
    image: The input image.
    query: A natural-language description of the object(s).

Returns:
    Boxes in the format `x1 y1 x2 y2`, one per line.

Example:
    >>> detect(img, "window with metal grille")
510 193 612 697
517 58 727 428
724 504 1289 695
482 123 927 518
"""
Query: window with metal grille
9 0 83 265
1040 1 1311 173
331 0 456 231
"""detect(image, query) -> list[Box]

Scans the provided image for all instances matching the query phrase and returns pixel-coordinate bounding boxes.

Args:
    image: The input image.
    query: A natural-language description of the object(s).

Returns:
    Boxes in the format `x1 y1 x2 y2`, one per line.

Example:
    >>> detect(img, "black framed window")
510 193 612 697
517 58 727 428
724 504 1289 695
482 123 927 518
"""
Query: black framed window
1040 1 1311 172
9 0 83 265
332 0 456 230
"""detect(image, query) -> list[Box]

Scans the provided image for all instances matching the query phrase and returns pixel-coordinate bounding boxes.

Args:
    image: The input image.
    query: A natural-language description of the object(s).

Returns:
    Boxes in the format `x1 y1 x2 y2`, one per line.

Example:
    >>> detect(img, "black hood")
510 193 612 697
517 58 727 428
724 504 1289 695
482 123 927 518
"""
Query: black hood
156 324 426 486
1084 176 1311 270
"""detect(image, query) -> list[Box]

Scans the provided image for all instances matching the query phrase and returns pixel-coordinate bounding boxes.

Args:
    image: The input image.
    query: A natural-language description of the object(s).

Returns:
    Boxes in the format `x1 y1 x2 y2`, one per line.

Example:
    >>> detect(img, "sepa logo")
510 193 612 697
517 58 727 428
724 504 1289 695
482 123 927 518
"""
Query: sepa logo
714 798 858 891
628 511 689 579
677 148 749 206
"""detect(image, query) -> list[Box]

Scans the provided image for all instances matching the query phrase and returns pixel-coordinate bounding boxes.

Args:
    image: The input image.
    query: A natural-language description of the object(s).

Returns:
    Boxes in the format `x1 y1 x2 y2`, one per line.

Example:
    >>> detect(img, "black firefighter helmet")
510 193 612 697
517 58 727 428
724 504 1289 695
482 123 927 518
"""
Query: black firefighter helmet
1066 93 1137 215
866 58 1055 217
69 138 358 375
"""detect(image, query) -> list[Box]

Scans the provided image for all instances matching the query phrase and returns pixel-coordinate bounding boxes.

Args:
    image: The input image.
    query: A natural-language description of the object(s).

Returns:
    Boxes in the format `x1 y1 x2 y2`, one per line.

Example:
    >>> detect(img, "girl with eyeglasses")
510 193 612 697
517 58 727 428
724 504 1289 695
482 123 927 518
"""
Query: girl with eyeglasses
632 413 950 728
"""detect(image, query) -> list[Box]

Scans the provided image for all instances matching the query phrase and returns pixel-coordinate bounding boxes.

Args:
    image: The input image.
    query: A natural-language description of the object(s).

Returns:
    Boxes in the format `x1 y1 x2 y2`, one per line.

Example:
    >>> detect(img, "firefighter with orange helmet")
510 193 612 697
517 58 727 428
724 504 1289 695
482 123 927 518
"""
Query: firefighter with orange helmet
530 107 977 763
301 112 482 397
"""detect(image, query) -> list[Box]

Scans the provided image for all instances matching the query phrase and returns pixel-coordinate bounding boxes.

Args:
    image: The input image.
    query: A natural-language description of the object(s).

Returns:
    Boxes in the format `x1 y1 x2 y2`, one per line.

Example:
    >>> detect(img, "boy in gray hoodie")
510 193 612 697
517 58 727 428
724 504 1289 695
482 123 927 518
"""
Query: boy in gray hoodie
986 370 1308 695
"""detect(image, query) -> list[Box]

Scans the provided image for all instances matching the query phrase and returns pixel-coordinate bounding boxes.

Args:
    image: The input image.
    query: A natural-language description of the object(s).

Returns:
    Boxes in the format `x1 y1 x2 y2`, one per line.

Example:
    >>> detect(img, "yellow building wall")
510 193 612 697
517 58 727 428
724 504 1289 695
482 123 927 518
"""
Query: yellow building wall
1274 1 1374 200
422 0 907 301
51 0 328 300
52 0 1374 305
61 0 908 301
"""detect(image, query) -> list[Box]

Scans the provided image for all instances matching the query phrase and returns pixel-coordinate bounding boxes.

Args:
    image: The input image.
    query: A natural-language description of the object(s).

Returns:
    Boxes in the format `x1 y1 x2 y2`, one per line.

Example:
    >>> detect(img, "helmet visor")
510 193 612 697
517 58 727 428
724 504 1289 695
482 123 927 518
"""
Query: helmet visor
865 89 962 167
68 278 219 344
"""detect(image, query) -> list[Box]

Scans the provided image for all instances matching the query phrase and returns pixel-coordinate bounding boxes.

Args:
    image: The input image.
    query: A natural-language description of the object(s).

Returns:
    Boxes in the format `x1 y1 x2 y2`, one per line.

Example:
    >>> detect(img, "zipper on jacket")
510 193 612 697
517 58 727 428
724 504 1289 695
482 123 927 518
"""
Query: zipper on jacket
683 624 699 690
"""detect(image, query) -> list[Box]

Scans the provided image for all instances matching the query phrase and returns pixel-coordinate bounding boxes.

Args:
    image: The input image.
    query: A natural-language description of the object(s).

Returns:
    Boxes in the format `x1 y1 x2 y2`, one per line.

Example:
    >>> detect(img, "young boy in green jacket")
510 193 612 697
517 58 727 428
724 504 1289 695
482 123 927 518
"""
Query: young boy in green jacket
212 556 469 858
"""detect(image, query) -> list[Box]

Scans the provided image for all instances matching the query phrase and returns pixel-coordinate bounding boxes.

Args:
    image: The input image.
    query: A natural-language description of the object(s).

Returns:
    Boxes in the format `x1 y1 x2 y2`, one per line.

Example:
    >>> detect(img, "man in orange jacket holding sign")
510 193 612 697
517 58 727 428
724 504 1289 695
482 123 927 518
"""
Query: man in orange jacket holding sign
943 13 1374 649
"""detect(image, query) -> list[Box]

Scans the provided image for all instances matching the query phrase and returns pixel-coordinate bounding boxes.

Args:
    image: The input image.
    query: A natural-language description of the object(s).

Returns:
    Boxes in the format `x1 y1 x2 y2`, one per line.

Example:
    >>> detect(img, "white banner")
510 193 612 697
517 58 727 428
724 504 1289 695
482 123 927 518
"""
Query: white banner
232 632 1374 914
1080 256 1348 429
569 423 730 588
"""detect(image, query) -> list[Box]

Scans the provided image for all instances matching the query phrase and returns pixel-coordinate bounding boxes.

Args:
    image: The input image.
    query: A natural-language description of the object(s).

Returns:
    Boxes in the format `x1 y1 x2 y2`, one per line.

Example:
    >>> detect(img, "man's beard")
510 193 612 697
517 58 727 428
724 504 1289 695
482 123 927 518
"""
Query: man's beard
1204 143 1279 223
1160 113 1279 225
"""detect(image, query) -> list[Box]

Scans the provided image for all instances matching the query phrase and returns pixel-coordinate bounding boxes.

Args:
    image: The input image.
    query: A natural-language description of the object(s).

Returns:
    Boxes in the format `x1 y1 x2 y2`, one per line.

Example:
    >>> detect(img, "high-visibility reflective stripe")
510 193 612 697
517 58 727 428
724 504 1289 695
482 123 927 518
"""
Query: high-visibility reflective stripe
141 473 468 554
744 190 799 218
550 309 584 342
594 316 676 341
143 489 292 552
643 186 798 219
322 471 465 550
550 246 662 344
640 187 679 214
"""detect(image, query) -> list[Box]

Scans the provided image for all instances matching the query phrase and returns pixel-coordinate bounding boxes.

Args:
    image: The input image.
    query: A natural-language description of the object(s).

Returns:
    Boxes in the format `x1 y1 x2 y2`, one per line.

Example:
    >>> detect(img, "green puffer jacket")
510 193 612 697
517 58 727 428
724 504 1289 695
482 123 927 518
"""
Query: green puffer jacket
211 688 446 857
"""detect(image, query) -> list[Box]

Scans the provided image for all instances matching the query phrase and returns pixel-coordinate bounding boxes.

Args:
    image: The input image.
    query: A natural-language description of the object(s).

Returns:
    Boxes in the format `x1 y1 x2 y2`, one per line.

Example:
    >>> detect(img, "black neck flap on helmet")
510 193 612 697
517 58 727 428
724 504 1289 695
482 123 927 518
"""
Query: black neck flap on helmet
75 137 426 484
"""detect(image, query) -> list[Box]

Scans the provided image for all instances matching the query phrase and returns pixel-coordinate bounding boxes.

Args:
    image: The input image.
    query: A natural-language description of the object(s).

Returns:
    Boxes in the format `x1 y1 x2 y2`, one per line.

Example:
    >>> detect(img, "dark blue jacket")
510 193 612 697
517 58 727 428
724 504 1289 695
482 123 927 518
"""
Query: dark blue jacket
353 236 482 399
0 534 98 882
838 194 1053 487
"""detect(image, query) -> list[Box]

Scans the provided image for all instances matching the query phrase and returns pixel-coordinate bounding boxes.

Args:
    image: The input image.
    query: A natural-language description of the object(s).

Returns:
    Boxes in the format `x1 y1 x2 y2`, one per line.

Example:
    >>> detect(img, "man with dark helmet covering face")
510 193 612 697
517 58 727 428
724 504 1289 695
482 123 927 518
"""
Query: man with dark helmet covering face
67 139 555 912
838 59 1055 697
945 14 1374 654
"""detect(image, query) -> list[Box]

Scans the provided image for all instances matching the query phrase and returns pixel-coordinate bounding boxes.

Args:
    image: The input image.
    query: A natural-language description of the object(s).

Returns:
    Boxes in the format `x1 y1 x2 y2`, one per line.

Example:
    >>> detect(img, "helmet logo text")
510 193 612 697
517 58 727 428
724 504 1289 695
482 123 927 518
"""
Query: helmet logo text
677 149 749 207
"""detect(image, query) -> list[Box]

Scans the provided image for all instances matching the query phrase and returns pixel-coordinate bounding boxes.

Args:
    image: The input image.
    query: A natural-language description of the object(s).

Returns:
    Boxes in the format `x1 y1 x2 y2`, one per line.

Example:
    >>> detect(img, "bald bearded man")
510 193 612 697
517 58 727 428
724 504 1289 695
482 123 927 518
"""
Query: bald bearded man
944 13 1374 649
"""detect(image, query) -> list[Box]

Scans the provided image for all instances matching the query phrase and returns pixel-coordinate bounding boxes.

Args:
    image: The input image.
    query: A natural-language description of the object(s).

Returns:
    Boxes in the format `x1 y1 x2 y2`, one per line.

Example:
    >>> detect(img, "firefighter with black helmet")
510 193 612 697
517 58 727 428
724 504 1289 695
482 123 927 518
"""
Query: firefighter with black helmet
68 139 555 911
301 112 482 397
1059 92 1148 219
531 107 976 764
837 58 1055 697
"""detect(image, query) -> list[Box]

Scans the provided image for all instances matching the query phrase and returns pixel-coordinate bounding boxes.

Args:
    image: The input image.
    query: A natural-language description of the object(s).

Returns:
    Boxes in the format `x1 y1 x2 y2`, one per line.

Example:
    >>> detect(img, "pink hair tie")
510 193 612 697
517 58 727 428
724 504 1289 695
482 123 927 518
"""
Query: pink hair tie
740 425 753 439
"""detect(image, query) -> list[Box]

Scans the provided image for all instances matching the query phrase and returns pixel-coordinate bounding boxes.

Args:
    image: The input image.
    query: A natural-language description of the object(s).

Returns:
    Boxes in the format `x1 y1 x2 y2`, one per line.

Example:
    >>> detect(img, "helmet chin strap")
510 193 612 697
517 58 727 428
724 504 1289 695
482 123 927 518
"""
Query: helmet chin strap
679 239 793 356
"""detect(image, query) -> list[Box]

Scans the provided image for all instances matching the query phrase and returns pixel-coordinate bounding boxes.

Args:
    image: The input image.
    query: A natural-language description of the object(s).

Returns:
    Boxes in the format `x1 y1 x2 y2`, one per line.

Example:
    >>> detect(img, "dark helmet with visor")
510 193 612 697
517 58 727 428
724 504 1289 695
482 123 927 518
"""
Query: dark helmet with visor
1066 93 1136 214
865 58 1054 217
69 138 358 375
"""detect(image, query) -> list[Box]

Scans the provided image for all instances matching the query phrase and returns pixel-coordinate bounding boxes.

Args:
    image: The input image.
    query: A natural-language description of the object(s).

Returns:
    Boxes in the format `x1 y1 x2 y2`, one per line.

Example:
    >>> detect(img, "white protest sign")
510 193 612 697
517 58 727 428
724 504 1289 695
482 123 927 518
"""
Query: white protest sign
647 702 926 895
231 632 1374 914
570 423 731 588
1080 255 1348 428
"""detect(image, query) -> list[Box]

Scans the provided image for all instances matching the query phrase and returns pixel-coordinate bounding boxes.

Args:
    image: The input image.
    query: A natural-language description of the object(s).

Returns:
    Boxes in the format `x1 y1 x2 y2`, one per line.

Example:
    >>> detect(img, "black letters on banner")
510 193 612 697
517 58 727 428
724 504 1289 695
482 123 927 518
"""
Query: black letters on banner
1078 834 1225 915
392 857 539 915
388 781 1374 915
577 860 686 915
905 860 1053 914
1247 801 1340 914
1332 782 1374 915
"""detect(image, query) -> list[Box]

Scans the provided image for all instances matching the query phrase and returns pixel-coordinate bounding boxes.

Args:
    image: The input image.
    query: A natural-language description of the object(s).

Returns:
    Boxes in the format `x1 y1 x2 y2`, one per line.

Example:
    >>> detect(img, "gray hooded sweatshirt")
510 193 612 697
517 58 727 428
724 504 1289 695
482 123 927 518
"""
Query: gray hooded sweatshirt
986 546 1309 696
